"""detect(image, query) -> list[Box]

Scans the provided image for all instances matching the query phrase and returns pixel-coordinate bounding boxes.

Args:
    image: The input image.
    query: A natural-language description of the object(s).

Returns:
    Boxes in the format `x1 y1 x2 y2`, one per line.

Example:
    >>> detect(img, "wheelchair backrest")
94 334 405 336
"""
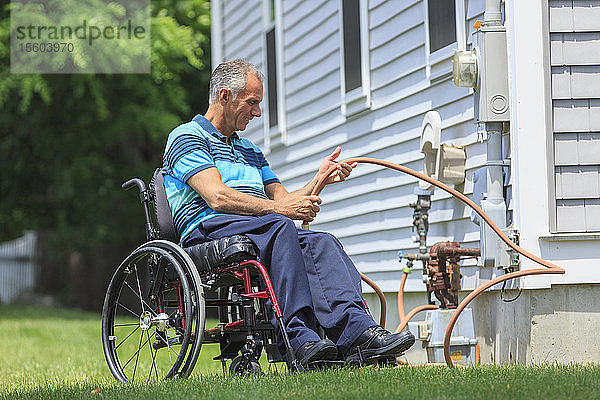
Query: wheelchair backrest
151 168 180 243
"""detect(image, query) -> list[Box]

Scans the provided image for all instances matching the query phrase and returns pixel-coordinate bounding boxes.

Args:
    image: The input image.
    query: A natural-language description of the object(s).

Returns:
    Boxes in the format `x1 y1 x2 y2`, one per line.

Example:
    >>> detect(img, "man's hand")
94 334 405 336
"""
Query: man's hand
265 147 356 222
274 194 322 222
317 146 357 185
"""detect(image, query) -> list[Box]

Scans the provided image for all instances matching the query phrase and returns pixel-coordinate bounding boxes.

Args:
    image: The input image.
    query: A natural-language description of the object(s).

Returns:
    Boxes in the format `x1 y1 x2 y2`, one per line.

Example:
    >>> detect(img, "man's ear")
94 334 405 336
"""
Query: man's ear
219 88 230 104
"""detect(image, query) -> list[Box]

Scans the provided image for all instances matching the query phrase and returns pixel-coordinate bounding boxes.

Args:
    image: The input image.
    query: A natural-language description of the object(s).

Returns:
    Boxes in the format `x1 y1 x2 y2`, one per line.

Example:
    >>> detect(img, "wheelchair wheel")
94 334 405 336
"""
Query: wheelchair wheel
102 244 195 382
229 355 262 376
148 240 206 378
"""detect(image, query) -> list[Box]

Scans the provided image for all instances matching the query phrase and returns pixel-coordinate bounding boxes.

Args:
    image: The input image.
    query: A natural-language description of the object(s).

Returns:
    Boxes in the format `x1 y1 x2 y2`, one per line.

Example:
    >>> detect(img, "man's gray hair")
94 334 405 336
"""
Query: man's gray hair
209 59 264 105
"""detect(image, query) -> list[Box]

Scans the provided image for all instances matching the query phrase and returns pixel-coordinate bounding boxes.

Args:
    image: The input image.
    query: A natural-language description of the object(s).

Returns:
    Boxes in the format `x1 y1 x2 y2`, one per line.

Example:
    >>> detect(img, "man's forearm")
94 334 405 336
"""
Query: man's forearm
290 174 319 197
210 185 320 222
210 185 277 216
187 167 319 221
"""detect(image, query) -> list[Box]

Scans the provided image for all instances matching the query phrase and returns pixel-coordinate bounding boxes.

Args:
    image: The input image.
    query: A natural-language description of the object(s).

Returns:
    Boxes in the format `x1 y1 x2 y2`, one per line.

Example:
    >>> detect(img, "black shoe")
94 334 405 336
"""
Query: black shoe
295 338 338 367
344 326 415 365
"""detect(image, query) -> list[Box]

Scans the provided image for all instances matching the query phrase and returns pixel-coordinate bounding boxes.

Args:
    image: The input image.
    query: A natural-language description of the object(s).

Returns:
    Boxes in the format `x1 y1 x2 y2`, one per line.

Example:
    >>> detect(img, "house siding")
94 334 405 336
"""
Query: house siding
220 0 265 146
549 0 600 232
215 0 489 293
209 0 600 365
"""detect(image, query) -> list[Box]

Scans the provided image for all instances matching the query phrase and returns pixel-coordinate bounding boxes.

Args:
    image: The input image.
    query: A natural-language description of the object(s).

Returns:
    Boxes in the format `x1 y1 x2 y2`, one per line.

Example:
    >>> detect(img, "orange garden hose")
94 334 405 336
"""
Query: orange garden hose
358 271 387 329
308 157 565 368
398 272 408 319
394 272 438 333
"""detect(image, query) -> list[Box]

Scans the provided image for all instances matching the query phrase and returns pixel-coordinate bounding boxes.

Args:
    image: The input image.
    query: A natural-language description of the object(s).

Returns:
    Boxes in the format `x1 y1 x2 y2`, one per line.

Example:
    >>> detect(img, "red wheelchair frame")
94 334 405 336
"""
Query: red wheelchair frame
101 172 302 383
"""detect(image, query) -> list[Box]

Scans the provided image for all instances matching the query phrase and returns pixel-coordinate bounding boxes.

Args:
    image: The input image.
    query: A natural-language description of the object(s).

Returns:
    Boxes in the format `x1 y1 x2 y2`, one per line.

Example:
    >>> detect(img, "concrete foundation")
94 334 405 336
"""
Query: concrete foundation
364 283 600 364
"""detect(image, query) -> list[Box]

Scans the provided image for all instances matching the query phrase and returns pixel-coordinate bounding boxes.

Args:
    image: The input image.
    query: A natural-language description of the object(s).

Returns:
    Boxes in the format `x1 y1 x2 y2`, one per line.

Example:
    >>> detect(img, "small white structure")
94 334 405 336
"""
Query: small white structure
0 231 39 303
211 0 600 364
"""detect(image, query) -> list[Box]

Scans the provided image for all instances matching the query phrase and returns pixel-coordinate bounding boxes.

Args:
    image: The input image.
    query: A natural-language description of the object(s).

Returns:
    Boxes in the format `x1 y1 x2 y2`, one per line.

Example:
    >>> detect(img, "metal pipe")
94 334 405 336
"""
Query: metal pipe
394 270 439 334
484 0 502 25
394 271 439 333
486 122 504 203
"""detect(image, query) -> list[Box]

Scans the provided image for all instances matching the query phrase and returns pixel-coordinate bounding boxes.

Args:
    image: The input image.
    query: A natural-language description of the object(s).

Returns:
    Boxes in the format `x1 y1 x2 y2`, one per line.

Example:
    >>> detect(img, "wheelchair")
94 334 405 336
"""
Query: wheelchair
102 169 386 382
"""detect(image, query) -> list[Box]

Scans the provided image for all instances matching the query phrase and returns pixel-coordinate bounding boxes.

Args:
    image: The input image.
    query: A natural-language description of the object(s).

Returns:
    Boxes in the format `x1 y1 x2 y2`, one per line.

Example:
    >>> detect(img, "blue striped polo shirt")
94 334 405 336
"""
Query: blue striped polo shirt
162 115 280 242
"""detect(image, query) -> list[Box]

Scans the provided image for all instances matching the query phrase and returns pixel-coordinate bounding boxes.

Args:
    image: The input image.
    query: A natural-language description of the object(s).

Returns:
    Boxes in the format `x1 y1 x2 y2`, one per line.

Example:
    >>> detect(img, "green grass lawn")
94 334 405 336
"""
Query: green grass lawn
1 305 600 399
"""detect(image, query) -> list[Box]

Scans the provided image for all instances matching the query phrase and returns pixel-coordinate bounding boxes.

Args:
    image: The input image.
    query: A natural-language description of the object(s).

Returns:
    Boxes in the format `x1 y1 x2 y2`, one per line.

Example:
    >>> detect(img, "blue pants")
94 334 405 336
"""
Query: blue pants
182 213 376 354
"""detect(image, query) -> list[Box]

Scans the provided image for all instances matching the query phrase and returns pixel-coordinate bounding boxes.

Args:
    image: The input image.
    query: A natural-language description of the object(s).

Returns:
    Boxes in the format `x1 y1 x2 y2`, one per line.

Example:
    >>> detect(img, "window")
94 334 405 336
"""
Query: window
427 0 457 53
262 0 286 147
342 0 361 92
339 0 370 116
265 27 278 128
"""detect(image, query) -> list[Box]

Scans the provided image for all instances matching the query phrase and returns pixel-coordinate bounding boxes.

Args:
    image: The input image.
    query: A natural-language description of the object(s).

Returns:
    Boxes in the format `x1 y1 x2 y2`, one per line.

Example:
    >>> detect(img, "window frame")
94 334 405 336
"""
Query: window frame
424 0 466 81
338 0 371 117
262 0 287 151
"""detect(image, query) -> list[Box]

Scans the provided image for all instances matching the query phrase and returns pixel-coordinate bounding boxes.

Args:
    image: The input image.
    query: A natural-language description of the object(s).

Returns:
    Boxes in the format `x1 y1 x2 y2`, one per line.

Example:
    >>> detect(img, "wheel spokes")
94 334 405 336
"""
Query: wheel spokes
133 264 145 313
131 330 144 382
121 330 153 371
123 280 157 317
152 327 181 361
114 326 140 350
146 330 159 383
117 301 140 319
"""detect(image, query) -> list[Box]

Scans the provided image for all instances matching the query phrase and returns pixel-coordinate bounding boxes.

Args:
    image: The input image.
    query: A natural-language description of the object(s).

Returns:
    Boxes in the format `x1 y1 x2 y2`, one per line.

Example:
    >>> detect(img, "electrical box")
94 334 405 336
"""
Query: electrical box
480 199 509 268
470 167 517 269
437 144 466 186
407 308 478 366
474 26 510 123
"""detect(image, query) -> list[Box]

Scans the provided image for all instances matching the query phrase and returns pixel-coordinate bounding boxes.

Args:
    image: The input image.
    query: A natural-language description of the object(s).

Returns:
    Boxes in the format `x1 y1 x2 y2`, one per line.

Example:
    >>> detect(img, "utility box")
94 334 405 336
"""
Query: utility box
474 26 510 123
419 111 466 190
480 199 509 268
437 144 466 186
408 308 478 366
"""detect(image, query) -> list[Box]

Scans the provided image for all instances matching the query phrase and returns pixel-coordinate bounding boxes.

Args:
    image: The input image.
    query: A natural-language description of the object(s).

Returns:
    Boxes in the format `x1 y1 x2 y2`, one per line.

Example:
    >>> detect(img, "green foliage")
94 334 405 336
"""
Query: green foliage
0 0 211 308
9 0 152 74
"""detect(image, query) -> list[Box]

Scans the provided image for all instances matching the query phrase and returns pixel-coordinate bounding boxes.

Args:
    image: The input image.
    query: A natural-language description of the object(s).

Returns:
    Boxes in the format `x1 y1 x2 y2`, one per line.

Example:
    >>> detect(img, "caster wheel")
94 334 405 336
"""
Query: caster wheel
229 355 262 376
377 357 399 368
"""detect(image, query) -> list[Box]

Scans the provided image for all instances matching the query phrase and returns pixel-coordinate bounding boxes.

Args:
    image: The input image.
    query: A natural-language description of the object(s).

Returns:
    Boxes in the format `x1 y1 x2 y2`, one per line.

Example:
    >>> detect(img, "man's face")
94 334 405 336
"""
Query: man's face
224 74 263 133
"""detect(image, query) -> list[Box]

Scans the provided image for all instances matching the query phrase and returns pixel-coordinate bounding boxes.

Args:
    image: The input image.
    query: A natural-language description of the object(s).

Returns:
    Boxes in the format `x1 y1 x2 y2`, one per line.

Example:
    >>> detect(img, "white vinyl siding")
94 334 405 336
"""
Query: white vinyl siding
215 0 486 292
549 0 600 232
283 1 341 132
219 0 266 147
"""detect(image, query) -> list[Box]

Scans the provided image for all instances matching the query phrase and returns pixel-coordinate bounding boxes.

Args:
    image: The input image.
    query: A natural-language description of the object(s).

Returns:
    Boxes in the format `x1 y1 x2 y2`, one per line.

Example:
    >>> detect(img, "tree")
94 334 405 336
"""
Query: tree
0 0 211 308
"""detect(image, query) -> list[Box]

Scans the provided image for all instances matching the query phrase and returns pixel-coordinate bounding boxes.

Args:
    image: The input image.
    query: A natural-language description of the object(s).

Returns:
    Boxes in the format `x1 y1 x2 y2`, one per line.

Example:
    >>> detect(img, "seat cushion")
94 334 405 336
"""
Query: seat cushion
184 235 258 273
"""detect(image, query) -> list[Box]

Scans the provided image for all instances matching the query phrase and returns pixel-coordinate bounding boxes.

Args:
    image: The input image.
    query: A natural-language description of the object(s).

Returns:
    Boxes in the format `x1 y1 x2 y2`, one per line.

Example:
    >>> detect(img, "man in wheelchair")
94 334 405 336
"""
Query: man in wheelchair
162 59 415 369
